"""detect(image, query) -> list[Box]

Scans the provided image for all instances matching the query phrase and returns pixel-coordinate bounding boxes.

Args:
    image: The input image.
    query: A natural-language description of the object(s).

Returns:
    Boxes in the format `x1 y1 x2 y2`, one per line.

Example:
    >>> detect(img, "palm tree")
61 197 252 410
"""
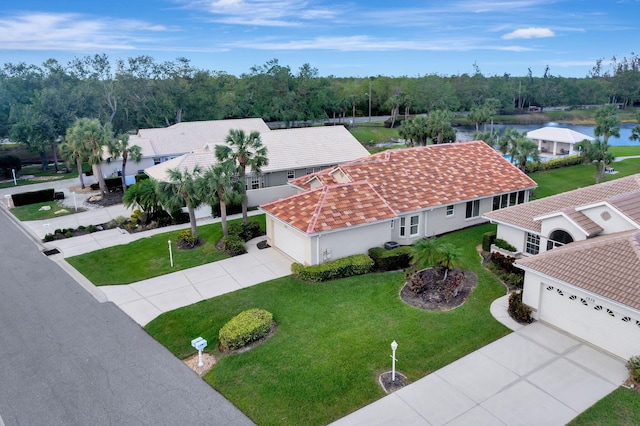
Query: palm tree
426 109 455 144
65 118 111 195
411 238 440 270
513 138 540 173
122 179 162 220
436 243 463 280
108 133 142 191
577 138 614 183
197 162 244 236
629 110 640 142
594 104 621 145
215 129 268 224
157 166 203 238
59 136 88 189
499 128 521 161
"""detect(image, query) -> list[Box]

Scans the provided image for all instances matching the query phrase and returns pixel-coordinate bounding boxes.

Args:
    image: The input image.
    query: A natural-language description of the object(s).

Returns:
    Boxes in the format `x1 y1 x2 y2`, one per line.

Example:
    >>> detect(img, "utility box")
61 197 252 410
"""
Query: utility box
384 241 399 250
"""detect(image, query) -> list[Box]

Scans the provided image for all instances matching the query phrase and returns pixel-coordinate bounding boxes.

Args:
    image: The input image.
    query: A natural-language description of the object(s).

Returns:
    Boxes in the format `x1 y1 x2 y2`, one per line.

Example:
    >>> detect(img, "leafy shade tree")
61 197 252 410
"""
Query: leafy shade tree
198 161 244 236
108 133 142 190
594 104 621 144
122 179 163 221
59 136 88 189
576 138 614 184
157 167 203 239
215 129 268 224
65 118 111 195
435 242 463 280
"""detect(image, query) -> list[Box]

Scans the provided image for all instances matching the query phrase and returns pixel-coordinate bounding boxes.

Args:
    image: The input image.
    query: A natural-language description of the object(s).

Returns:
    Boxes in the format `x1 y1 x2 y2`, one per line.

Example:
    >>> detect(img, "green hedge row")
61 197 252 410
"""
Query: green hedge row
11 188 55 206
482 231 497 252
291 254 374 282
218 308 273 351
90 176 123 191
368 246 412 271
525 155 583 173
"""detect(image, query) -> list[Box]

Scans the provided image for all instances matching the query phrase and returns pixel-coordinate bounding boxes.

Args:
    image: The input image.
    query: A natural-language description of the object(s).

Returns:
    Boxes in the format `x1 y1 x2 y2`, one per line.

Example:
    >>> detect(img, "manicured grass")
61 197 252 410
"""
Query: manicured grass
569 387 640 425
611 145 640 157
10 200 79 221
67 215 266 285
0 165 78 189
145 223 510 426
350 123 399 145
530 157 640 199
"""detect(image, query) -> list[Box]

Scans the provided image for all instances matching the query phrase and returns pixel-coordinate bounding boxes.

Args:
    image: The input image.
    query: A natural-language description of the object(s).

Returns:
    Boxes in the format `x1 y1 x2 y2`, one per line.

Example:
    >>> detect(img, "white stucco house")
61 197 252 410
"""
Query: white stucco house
526 126 593 156
260 141 537 265
484 175 640 359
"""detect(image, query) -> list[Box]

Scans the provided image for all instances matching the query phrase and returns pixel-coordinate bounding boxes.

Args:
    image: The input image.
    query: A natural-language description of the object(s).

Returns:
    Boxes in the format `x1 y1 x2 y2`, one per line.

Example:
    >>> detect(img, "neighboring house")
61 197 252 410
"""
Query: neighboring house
483 174 640 359
260 141 537 265
526 126 593 155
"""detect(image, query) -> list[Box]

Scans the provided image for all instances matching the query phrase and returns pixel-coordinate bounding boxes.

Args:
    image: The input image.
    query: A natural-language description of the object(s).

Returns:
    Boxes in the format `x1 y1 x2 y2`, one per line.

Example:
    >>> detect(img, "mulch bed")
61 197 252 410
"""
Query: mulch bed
400 268 478 311
379 371 408 393
86 190 125 207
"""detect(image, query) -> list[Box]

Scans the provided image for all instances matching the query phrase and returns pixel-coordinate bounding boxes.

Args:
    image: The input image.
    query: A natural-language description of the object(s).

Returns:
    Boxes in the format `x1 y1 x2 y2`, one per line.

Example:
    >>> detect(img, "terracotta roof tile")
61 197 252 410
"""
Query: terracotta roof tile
484 175 640 232
516 230 640 310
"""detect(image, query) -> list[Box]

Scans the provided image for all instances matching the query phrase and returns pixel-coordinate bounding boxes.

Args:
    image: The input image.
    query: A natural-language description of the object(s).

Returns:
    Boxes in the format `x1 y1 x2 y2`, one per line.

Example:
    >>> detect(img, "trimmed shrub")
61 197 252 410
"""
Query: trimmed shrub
177 229 199 248
54 191 65 200
525 155 583 173
228 221 263 242
11 188 55 207
291 254 374 282
482 231 497 252
490 251 522 276
627 356 640 384
104 176 123 191
508 291 532 324
219 308 274 351
493 238 517 252
43 233 55 242
135 173 149 182
368 246 412 271
223 234 246 255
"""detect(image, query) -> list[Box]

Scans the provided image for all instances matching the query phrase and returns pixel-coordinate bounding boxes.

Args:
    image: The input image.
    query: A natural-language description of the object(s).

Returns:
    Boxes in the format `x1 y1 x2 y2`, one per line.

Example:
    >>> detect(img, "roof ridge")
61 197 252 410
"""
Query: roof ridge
307 185 331 233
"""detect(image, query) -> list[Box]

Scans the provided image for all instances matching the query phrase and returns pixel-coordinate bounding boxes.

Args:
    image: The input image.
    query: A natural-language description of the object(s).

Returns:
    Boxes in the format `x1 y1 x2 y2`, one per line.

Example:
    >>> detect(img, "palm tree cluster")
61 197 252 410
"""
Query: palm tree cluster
495 129 540 173
410 237 463 280
398 110 456 146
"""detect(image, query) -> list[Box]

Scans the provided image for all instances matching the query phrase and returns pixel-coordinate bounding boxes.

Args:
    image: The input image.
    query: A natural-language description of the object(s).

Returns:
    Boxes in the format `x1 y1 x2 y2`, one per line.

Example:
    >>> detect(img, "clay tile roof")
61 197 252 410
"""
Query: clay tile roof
516 230 640 310
260 181 397 234
562 208 604 237
288 141 536 213
485 175 640 232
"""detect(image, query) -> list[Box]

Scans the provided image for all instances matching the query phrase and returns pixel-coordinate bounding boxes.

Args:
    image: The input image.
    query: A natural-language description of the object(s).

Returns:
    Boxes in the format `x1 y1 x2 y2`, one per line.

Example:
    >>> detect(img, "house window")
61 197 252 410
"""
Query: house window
525 232 540 255
517 190 526 204
305 167 317 175
287 170 295 179
247 176 263 190
400 215 419 237
446 205 454 217
465 200 480 219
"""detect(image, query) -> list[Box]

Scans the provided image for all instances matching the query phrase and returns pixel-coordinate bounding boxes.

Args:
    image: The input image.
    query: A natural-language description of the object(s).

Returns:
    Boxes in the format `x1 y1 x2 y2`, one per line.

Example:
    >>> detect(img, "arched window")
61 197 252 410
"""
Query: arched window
547 230 574 250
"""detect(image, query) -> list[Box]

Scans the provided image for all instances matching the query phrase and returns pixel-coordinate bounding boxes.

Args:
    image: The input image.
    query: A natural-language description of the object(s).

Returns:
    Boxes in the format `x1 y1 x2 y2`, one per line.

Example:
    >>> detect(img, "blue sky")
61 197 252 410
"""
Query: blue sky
1 0 639 78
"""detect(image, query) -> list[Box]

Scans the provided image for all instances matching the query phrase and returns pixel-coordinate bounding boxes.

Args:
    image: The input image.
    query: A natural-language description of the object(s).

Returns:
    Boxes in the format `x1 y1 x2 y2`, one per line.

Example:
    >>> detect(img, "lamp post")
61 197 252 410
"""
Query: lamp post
72 191 77 212
168 239 174 267
390 340 398 382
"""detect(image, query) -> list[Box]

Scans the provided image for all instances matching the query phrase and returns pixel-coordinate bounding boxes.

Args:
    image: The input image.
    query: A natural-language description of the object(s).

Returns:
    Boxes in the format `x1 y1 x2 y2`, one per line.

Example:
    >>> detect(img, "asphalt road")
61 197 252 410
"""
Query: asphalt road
0 208 254 426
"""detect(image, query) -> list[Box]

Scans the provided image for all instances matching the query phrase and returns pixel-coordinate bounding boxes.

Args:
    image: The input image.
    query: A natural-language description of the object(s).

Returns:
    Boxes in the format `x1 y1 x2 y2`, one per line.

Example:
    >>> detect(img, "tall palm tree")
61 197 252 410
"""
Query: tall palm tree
426 109 455 144
108 133 142 191
577 138 614 184
59 136 88 189
513 138 540 173
65 118 111 195
197 162 244 236
215 129 268 224
157 166 203 238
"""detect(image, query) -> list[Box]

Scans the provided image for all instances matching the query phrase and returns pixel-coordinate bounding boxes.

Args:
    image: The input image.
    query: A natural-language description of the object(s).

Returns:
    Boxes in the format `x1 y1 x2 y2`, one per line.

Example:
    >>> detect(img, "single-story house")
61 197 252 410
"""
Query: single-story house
260 141 537 265
483 174 640 359
526 126 594 155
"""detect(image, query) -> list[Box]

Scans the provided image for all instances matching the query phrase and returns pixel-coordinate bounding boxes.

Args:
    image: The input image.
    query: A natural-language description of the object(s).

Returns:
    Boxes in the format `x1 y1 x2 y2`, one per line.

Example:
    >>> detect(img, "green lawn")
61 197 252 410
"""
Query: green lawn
611 146 640 157
0 164 78 189
569 387 640 425
145 223 510 426
349 123 399 145
67 215 265 285
10 200 83 221
529 157 640 199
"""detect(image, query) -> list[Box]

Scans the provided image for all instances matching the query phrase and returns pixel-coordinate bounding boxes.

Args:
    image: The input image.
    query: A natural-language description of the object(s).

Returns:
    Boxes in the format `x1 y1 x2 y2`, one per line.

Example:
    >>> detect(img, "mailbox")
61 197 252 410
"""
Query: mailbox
191 337 207 351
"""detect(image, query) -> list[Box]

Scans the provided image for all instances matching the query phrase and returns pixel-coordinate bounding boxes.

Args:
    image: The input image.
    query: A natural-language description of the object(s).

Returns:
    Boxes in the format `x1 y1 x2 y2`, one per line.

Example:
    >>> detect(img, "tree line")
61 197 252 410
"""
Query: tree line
2 53 639 168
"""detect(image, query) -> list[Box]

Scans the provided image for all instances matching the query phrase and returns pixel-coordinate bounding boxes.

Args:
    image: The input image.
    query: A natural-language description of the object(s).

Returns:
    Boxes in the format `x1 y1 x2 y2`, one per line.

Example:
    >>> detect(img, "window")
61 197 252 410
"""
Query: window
247 176 263 190
517 190 526 204
400 215 419 237
525 232 540 255
287 170 295 179
446 205 454 217
465 200 480 219
305 167 318 175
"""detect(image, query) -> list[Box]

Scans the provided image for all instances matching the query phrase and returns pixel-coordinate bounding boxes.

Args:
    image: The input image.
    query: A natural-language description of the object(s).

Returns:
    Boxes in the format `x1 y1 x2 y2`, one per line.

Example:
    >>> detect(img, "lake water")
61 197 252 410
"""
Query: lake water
456 122 638 146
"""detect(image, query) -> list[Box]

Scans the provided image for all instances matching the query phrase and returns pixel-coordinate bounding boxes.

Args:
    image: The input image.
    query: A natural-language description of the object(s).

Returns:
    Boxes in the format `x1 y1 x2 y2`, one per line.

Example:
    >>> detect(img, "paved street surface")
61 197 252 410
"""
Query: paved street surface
0 209 254 426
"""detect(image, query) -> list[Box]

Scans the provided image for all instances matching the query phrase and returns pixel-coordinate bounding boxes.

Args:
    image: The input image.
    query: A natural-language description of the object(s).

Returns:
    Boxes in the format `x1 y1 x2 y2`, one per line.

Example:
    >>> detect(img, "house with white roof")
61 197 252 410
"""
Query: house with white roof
484 175 640 359
526 126 593 156
260 141 537 266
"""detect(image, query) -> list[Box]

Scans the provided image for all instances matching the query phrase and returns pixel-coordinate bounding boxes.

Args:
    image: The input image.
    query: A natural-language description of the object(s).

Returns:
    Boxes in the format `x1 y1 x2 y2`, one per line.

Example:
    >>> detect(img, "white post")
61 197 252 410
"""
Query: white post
198 349 204 367
12 168 17 186
168 240 174 267
72 191 77 212
391 340 398 382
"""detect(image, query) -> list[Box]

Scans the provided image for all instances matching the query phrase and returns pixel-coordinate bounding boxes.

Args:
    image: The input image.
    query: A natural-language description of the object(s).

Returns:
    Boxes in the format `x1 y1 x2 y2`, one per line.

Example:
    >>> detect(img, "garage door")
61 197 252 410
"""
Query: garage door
539 283 640 359
272 220 306 264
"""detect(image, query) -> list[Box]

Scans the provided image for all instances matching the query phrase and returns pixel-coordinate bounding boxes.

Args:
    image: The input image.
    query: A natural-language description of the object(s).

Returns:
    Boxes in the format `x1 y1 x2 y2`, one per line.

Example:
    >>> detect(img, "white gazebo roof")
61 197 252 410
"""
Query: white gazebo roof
526 127 594 144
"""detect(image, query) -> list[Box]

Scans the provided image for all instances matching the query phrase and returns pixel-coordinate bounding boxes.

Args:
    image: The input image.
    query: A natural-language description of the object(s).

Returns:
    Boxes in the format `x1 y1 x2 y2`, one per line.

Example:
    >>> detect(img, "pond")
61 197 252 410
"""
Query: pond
456 122 638 146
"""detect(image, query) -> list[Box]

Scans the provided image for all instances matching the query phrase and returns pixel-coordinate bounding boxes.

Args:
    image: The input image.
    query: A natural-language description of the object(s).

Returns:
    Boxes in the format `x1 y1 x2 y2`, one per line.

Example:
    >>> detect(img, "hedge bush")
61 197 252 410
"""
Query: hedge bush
228 221 262 242
11 188 55 207
508 291 532 324
291 254 374 282
223 234 246 255
627 355 640 383
482 231 497 252
368 246 412 271
493 238 517 252
524 155 583 173
219 308 274 352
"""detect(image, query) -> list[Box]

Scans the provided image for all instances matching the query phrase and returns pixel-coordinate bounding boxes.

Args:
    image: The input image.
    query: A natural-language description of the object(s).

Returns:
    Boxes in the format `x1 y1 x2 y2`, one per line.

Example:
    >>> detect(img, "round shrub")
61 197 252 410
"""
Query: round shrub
223 234 246 255
508 291 532 324
219 308 274 352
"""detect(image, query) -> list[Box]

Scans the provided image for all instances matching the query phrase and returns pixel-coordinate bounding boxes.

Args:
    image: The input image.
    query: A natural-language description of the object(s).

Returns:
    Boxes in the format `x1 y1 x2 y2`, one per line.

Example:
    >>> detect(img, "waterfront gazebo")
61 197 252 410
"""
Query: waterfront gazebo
527 127 594 156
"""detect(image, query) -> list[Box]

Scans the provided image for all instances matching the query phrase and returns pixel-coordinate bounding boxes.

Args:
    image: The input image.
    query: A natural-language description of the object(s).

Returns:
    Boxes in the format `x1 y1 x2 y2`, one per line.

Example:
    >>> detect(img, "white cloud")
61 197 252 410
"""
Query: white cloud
502 27 555 40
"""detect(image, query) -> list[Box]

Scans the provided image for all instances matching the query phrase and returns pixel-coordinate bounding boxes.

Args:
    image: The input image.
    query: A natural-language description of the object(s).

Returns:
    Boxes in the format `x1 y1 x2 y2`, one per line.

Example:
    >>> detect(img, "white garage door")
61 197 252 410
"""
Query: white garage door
272 220 306 264
539 283 640 359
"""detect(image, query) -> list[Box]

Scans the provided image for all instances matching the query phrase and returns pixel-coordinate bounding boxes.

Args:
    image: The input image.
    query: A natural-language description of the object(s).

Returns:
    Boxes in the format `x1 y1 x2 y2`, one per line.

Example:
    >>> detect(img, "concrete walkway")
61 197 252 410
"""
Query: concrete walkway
332 320 626 426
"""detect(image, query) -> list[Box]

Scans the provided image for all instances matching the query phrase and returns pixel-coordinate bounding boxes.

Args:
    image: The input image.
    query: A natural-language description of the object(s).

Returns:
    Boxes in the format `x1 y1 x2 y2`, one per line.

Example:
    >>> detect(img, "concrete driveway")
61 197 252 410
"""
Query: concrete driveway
332 321 627 426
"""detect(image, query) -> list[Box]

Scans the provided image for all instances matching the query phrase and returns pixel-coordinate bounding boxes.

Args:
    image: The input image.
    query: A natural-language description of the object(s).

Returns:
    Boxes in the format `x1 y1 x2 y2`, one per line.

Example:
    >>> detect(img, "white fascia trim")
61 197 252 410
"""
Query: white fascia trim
576 201 640 230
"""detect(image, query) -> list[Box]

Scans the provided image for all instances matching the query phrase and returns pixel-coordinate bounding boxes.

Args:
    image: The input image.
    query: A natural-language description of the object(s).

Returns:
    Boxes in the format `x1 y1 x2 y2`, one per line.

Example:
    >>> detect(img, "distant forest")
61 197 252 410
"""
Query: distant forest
2 53 639 144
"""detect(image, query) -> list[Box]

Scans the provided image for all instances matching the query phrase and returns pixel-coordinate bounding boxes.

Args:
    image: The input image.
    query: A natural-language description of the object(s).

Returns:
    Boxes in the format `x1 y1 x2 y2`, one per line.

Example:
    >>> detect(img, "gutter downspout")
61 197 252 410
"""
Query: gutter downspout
316 234 321 265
